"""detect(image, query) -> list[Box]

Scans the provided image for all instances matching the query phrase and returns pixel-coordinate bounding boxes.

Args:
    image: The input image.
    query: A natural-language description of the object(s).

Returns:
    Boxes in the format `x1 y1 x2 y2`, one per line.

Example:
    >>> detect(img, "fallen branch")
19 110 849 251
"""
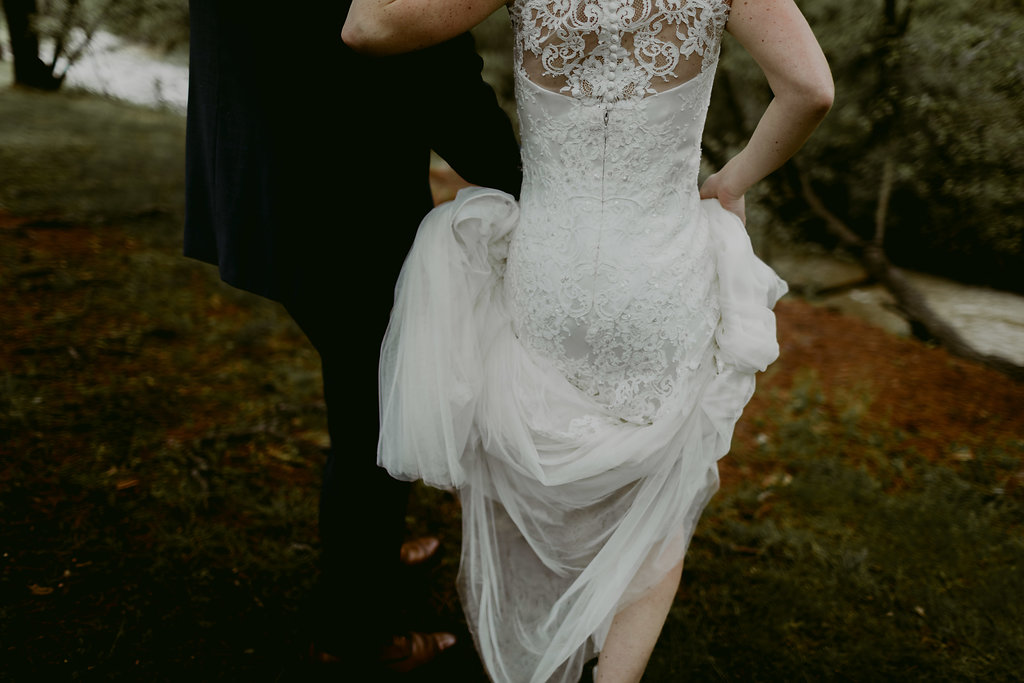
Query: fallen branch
795 164 1024 382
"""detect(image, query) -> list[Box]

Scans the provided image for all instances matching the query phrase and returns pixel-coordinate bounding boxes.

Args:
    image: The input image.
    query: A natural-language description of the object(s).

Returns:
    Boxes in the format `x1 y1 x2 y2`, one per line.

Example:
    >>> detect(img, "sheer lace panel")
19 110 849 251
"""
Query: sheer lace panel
510 0 731 101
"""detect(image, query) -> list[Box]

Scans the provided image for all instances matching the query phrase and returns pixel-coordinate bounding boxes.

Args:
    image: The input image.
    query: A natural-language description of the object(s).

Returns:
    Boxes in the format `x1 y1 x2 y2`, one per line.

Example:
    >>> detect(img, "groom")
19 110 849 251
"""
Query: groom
184 1 522 674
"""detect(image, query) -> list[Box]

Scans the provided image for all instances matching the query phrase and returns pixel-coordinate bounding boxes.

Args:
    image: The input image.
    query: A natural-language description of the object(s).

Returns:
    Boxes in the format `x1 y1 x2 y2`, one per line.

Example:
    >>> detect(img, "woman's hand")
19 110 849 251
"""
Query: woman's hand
700 172 746 225
695 0 834 227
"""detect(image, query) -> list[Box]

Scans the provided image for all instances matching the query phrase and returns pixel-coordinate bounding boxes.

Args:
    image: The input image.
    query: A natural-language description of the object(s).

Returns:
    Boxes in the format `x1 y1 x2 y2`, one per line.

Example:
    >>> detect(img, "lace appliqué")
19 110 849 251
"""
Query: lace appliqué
510 0 730 102
504 0 730 424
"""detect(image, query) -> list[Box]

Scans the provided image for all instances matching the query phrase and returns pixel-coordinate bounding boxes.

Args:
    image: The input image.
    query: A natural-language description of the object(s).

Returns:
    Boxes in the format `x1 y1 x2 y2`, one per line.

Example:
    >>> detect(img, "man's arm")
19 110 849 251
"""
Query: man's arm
419 30 522 199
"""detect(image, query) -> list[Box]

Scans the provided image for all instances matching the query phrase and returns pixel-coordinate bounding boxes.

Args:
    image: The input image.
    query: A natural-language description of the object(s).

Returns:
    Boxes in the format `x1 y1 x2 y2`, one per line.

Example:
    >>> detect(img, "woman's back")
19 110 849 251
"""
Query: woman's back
506 0 732 423
343 0 831 679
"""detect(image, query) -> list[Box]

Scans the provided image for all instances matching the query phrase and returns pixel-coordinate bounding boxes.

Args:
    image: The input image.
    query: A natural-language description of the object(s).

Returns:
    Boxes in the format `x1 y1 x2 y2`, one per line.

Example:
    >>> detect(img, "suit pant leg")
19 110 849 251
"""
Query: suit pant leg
280 143 435 658
285 296 410 656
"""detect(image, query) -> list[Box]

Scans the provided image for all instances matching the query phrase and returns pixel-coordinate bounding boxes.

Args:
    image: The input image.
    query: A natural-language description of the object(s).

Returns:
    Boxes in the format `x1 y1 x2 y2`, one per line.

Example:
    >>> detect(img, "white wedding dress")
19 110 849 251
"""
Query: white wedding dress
378 0 786 680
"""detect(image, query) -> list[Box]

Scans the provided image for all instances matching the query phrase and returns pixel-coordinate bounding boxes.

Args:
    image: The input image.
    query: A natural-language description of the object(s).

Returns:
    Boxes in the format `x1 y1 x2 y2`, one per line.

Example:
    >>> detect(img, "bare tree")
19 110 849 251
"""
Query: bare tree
3 0 62 89
3 0 113 90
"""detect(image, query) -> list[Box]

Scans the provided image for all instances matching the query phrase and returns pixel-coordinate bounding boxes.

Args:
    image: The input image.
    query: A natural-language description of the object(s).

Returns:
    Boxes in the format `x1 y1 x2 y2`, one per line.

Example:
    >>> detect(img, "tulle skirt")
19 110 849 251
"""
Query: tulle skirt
378 187 786 682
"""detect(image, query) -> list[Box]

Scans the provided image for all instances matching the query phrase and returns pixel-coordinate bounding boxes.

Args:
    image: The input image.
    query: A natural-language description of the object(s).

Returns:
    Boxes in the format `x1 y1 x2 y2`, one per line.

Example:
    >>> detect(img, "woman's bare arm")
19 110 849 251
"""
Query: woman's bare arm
343 0 508 54
700 0 834 223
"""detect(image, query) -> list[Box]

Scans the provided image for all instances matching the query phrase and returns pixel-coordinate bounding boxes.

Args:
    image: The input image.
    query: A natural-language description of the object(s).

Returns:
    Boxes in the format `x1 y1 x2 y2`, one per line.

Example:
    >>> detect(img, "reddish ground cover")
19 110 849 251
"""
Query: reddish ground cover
728 297 1024 489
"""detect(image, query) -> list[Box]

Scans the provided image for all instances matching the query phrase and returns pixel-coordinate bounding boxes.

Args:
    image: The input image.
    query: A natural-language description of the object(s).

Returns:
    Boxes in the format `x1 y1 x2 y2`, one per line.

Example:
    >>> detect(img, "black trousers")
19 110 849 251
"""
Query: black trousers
285 255 415 657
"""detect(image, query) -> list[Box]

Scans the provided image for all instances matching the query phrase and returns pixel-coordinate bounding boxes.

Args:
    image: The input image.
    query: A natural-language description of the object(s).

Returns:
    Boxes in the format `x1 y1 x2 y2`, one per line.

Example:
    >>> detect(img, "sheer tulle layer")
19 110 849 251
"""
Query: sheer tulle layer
378 187 786 682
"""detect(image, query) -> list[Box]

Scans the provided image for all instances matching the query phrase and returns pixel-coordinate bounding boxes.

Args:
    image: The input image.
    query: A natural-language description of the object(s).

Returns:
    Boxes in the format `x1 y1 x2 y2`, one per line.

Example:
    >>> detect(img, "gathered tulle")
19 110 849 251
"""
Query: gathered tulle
704 199 788 374
377 188 519 489
377 187 786 682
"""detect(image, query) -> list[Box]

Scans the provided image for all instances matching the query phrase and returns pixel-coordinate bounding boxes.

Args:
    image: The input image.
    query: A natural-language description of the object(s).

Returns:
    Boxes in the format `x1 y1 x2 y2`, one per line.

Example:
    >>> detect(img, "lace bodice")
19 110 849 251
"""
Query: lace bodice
504 0 731 423
509 0 729 101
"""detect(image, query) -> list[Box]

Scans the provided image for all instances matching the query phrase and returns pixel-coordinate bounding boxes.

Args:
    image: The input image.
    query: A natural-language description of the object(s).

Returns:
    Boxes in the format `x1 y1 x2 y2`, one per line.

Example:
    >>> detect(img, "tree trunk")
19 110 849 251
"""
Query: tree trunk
2 0 62 90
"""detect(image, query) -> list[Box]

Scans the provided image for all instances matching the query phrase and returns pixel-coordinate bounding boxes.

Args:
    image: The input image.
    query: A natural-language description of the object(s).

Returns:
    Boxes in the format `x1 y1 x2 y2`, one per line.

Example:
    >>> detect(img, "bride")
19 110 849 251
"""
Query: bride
344 1 832 681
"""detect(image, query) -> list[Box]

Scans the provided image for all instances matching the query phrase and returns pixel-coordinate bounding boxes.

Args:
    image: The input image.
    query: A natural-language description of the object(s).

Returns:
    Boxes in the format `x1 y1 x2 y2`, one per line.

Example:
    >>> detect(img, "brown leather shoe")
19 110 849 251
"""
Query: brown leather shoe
307 641 341 665
399 537 440 566
381 631 457 673
308 631 456 674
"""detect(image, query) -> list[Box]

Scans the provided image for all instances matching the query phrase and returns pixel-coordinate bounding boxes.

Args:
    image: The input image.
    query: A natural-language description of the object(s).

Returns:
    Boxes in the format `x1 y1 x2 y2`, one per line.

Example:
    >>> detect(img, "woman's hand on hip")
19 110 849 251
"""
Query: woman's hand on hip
700 172 746 225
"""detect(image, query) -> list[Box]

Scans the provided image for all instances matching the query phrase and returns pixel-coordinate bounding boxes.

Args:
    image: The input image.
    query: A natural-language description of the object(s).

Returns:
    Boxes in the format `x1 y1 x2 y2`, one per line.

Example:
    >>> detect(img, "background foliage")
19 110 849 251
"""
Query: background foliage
706 0 1024 293
33 0 188 49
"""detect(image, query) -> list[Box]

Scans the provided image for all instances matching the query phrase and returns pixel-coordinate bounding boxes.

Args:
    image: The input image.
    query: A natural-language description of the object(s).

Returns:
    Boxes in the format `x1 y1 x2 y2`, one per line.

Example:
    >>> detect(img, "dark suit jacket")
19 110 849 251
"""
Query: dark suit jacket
184 8 522 652
184 2 523 305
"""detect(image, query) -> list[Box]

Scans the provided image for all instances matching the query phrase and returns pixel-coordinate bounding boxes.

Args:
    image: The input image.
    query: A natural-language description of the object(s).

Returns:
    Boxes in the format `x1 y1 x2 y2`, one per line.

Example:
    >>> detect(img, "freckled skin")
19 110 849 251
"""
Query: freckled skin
700 0 833 224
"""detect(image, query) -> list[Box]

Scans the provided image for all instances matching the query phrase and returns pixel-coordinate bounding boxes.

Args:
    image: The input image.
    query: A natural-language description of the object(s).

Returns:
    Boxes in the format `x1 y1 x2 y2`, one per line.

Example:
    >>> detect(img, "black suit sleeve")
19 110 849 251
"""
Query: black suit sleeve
415 31 523 199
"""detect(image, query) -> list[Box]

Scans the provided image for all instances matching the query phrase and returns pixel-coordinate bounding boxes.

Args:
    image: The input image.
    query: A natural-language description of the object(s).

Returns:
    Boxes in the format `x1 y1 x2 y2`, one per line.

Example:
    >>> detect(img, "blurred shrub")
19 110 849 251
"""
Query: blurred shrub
101 0 189 52
27 0 188 68
707 0 1024 292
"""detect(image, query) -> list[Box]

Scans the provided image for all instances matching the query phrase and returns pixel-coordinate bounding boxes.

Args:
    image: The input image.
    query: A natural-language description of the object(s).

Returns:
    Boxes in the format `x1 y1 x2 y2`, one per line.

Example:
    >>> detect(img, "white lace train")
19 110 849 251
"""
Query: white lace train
378 187 786 682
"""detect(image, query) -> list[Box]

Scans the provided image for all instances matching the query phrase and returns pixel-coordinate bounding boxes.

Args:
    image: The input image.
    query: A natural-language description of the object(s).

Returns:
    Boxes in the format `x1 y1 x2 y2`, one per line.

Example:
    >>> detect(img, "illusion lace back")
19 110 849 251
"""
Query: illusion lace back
508 0 730 424
376 0 788 681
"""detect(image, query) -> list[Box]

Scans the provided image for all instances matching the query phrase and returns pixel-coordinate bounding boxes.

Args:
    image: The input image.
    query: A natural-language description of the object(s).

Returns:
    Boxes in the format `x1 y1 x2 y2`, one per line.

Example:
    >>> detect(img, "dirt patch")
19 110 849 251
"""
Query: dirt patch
726 297 1024 488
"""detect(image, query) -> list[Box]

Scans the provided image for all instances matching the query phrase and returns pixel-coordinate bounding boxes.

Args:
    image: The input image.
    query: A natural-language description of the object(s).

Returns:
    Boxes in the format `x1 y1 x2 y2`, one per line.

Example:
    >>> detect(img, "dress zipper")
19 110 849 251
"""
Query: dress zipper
593 107 610 297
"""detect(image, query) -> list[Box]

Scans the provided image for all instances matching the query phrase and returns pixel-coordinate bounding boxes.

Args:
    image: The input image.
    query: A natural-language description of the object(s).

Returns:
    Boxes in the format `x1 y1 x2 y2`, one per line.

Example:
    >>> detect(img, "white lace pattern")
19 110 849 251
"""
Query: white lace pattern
505 0 731 423
377 3 790 680
510 0 730 100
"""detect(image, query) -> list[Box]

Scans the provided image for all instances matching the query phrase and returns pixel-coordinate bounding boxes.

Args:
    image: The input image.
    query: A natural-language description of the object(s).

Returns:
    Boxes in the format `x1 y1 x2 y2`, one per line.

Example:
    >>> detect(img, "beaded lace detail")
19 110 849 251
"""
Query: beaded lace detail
509 0 729 101
504 0 731 423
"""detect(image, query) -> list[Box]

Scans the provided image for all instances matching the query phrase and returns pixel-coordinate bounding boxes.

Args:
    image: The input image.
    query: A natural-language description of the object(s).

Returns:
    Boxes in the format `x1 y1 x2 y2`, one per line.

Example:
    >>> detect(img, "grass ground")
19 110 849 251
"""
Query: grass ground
1 82 1022 682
